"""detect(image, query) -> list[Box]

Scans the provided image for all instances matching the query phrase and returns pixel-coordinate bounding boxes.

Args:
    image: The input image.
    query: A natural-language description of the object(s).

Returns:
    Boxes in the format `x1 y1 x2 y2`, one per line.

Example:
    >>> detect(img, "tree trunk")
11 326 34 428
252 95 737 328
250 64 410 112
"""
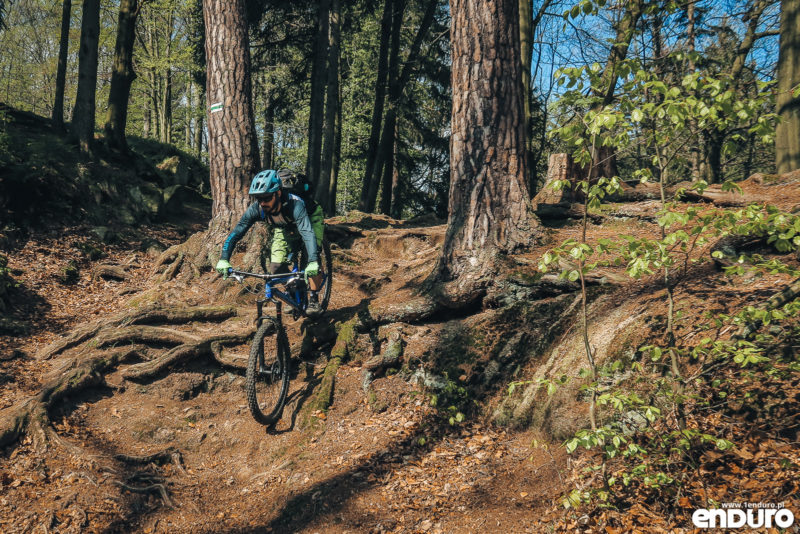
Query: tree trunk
71 0 101 155
686 0 702 181
52 0 72 131
163 68 173 143
143 106 151 137
702 0 772 180
195 113 204 159
589 0 644 181
705 130 723 184
370 0 438 215
104 0 140 153
358 0 393 212
329 89 342 214
519 0 532 195
378 111 398 215
185 81 194 148
262 90 274 169
366 0 404 213
776 0 800 173
318 0 341 216
435 0 538 305
306 0 331 188
203 0 260 232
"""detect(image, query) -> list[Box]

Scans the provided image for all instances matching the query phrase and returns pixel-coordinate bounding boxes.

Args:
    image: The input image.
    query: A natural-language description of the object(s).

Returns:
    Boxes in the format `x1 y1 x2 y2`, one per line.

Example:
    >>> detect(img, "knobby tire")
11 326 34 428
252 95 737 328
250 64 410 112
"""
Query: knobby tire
246 318 290 425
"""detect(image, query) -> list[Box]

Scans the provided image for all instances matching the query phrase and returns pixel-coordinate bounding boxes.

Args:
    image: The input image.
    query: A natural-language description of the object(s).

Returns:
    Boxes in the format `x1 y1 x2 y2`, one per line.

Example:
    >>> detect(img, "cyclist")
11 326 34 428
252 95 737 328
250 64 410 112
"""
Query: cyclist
215 169 325 317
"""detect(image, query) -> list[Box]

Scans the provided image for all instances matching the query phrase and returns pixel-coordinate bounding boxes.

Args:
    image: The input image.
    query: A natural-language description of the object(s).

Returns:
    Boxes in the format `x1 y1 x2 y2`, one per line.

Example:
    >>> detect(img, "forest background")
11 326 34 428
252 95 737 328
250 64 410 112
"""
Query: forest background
0 0 790 223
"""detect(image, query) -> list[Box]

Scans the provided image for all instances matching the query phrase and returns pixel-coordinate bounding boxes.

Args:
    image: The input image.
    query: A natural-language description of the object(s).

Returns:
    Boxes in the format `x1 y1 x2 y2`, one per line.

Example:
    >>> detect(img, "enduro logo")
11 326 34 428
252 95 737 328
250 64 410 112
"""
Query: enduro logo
692 503 795 529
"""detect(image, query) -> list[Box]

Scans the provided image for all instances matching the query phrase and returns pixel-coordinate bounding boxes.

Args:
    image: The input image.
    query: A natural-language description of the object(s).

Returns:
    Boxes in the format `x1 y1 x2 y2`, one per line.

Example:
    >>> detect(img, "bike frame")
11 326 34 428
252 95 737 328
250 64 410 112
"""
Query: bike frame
228 268 308 325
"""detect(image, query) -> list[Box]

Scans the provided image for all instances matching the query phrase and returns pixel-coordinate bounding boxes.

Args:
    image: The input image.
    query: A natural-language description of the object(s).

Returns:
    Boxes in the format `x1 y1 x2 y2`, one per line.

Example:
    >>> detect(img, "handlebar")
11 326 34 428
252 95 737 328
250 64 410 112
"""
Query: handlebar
227 268 305 284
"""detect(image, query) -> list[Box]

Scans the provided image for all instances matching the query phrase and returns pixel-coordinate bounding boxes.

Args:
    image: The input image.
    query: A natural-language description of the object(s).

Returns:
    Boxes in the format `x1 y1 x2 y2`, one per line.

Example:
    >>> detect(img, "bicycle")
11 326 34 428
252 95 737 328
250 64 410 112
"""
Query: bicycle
227 239 332 425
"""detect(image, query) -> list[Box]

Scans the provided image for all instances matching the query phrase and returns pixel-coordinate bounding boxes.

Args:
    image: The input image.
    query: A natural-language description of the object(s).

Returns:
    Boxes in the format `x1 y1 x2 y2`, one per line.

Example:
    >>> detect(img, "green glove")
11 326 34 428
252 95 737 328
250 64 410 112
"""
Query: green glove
215 259 231 279
305 261 319 277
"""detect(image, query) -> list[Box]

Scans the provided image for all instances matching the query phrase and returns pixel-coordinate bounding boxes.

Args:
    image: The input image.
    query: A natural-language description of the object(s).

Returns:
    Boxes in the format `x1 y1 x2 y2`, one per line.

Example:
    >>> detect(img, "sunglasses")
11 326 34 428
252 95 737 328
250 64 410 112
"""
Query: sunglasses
256 192 276 201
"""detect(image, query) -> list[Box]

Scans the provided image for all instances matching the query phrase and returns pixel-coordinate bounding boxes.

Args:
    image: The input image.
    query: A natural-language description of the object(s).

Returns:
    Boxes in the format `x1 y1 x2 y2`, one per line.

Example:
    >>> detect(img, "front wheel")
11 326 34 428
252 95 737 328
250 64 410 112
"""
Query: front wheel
246 318 290 425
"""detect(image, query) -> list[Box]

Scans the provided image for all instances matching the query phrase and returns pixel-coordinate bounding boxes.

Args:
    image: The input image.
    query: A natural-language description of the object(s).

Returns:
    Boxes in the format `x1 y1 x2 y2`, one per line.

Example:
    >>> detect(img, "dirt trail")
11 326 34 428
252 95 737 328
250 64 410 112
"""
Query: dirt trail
3 184 798 533
0 212 570 533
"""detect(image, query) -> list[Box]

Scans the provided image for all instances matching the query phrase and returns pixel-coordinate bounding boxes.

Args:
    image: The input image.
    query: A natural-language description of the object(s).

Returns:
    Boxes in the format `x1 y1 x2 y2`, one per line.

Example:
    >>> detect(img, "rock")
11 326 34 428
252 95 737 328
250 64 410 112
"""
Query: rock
140 237 167 257
135 182 165 217
91 226 117 244
409 368 449 390
163 184 208 215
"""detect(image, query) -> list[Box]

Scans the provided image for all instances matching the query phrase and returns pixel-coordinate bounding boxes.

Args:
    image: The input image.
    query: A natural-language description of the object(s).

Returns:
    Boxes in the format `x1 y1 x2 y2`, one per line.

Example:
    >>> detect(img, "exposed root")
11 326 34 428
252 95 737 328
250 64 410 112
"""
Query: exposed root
113 479 174 508
152 244 182 274
122 305 237 326
122 333 251 379
36 320 106 360
91 264 128 281
0 345 146 450
37 305 237 360
366 295 441 325
115 446 184 471
161 252 184 281
94 326 201 349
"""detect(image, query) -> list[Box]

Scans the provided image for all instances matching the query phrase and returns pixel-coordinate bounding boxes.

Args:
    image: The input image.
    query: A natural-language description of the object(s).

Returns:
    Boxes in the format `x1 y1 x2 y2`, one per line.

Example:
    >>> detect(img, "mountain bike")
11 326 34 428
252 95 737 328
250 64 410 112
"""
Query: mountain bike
228 239 332 425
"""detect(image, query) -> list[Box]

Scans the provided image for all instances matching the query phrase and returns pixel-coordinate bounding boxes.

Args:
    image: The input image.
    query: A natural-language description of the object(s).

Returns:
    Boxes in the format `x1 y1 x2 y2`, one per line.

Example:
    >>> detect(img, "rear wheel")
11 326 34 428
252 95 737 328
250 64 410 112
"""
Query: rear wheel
246 319 290 425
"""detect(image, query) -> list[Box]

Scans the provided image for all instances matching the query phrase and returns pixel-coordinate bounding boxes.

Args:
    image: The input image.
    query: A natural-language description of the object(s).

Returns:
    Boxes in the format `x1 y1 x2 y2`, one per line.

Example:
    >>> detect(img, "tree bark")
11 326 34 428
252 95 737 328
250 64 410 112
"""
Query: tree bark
372 0 438 215
71 0 101 155
318 0 341 216
703 0 773 183
160 67 173 143
329 88 342 214
776 0 800 173
52 0 72 131
365 0 404 213
589 0 644 181
306 0 331 188
262 89 275 169
203 0 260 232
358 0 394 212
104 0 141 153
436 0 538 305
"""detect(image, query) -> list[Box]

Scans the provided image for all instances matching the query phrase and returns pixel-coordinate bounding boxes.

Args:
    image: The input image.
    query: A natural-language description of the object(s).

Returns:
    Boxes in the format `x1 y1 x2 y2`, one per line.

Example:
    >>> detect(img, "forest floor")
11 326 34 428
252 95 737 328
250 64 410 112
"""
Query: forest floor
1 178 800 533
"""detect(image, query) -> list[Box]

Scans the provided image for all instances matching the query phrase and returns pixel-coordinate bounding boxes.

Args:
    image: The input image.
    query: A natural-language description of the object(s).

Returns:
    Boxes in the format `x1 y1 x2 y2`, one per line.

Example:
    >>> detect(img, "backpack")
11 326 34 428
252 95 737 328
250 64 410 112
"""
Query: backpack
279 170 315 204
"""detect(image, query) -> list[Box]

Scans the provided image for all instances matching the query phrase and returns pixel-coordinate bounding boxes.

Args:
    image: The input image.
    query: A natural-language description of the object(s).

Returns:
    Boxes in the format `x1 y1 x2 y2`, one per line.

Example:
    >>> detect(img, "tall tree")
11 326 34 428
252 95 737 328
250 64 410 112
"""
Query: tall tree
364 0 438 215
519 0 554 196
71 0 101 155
52 0 71 131
433 0 538 305
702 0 776 182
776 0 800 173
306 0 330 187
203 0 259 232
373 0 404 215
358 0 394 212
589 0 644 182
104 0 142 152
317 0 341 216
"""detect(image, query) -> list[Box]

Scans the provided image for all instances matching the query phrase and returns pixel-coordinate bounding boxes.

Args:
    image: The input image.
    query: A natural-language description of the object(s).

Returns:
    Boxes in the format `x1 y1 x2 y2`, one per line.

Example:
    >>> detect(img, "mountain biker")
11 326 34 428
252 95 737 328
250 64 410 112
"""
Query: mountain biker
214 169 325 317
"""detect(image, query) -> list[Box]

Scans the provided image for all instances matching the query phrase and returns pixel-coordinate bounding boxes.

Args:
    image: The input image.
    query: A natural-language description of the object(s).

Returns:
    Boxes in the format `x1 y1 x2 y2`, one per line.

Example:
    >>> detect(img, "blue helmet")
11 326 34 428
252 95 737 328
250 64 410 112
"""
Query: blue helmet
249 169 282 196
